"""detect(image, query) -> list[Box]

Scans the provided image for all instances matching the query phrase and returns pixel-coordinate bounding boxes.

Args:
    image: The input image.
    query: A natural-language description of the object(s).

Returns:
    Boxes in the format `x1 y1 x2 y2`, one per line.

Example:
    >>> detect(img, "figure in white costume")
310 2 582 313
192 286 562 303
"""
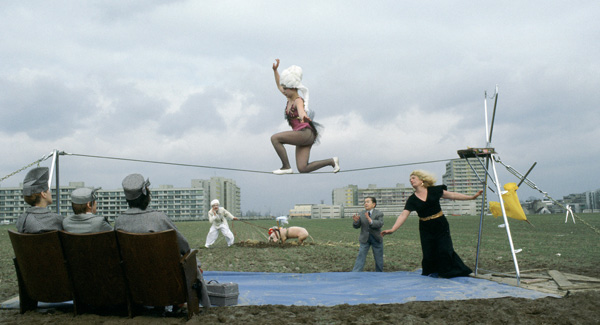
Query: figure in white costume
205 199 238 248
565 205 575 224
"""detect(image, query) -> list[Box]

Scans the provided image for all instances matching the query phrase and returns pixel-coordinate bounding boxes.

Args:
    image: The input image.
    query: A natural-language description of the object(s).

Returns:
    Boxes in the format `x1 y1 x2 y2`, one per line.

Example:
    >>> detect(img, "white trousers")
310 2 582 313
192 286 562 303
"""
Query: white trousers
205 224 234 247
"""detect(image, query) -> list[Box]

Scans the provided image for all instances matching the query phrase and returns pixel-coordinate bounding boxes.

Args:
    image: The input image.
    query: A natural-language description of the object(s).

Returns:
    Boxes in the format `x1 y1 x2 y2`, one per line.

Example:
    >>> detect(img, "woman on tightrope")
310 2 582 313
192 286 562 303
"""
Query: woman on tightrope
270 59 340 174
381 170 483 278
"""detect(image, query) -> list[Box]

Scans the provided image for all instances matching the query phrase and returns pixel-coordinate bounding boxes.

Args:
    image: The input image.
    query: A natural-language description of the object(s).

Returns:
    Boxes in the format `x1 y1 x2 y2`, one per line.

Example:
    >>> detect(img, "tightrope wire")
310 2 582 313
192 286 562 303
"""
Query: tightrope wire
65 152 453 175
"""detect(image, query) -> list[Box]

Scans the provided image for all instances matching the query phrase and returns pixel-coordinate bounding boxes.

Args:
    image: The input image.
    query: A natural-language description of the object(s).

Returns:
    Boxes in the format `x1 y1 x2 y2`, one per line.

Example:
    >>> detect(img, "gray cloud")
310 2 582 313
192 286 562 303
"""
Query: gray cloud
158 89 225 136
94 81 168 133
0 76 96 139
1 1 599 214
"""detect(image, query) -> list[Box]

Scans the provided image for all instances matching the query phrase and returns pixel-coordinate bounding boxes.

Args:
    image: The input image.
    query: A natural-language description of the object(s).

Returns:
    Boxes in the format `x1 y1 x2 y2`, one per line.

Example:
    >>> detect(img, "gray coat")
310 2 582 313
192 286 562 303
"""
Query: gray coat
353 208 384 244
63 213 113 234
114 208 190 255
114 207 210 307
16 206 63 234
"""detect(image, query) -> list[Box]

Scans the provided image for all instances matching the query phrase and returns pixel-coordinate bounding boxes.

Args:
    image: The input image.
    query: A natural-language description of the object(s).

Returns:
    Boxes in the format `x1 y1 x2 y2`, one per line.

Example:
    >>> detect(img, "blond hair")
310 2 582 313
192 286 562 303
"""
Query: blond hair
411 170 437 188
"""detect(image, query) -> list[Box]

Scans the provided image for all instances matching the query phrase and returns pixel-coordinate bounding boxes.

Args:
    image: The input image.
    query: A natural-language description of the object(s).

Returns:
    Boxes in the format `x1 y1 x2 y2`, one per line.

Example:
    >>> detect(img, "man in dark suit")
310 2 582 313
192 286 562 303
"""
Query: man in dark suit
352 197 384 272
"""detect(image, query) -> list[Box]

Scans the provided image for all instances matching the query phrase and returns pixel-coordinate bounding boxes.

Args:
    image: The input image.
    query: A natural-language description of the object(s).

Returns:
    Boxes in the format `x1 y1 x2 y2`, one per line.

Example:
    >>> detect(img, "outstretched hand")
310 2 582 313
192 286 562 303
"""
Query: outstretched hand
381 230 393 237
273 59 280 71
472 190 483 199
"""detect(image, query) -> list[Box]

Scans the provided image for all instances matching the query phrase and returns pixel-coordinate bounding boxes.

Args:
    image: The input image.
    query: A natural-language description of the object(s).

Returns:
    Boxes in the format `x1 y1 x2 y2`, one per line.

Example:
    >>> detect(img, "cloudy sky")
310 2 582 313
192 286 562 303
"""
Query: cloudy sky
1 1 598 216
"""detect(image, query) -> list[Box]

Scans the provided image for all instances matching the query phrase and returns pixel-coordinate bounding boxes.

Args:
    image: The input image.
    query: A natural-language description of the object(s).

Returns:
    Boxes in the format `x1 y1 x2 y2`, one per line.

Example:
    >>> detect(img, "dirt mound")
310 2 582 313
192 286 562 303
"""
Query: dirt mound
235 240 315 248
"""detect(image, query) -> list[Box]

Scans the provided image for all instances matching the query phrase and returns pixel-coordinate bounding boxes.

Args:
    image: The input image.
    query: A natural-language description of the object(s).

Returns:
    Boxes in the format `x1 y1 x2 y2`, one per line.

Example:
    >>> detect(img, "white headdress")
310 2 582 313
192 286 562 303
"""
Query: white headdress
280 65 310 113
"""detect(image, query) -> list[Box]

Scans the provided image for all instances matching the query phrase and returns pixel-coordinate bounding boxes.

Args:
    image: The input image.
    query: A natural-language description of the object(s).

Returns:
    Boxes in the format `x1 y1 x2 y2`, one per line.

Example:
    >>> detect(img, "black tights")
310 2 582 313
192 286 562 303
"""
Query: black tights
271 128 334 173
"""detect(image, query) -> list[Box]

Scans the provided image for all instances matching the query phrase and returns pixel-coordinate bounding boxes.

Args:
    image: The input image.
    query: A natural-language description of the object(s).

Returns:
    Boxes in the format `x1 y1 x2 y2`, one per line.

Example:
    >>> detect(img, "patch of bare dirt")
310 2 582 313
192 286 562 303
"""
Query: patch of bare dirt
2 290 599 324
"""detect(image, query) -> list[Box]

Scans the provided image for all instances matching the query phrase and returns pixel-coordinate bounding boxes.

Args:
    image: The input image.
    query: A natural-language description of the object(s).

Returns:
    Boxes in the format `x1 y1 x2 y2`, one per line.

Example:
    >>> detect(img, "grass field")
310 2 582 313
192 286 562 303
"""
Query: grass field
180 213 599 278
1 213 598 301
1 213 599 324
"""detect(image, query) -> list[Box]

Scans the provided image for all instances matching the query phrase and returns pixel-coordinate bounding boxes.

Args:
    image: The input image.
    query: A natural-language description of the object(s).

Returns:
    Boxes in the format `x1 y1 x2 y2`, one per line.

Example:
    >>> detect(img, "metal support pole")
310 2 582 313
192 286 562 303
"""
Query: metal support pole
491 156 520 284
474 155 490 275
48 150 57 189
484 91 490 143
517 162 537 188
47 149 60 214
488 85 499 144
55 150 60 214
476 87 497 275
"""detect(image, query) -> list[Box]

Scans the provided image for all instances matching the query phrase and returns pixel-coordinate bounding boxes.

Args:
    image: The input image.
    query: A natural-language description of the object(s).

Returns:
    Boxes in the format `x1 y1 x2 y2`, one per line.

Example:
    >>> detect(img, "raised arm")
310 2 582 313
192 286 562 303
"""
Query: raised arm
442 189 483 201
381 209 410 236
273 59 285 95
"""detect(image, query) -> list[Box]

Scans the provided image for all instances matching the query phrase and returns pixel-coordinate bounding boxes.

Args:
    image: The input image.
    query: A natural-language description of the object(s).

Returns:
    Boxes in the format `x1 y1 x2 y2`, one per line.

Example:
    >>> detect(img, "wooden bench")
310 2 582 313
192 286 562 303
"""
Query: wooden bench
59 230 129 315
116 230 200 317
8 229 201 319
8 230 72 314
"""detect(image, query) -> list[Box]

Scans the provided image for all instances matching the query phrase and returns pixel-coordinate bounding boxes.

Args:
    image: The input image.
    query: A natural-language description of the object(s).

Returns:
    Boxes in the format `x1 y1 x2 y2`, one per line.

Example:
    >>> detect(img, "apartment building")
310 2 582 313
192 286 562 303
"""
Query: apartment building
1 176 240 222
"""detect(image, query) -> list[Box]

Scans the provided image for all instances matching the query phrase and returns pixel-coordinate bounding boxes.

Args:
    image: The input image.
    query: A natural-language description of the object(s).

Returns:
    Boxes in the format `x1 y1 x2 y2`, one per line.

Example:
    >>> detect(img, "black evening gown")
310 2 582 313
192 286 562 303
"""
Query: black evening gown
404 185 473 278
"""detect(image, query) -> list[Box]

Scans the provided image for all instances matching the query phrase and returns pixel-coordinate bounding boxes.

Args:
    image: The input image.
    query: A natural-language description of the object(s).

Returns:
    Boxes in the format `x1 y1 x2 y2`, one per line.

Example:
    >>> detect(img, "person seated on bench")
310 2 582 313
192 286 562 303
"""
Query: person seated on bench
63 187 113 233
114 173 211 308
16 167 63 233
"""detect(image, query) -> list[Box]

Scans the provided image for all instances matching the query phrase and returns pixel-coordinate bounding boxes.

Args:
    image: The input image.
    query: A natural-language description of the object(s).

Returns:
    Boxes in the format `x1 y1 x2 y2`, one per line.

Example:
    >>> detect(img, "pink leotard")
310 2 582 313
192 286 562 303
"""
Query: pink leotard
285 98 313 131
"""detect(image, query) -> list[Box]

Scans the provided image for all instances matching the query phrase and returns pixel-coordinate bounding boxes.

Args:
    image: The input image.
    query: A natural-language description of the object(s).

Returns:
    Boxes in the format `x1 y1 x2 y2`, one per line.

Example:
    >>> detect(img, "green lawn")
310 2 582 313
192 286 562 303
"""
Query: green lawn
177 213 600 277
1 213 598 302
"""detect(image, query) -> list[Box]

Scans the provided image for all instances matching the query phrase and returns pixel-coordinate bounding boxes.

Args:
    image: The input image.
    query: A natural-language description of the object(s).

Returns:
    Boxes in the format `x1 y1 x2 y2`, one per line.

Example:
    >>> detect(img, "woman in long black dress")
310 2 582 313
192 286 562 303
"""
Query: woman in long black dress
381 170 482 278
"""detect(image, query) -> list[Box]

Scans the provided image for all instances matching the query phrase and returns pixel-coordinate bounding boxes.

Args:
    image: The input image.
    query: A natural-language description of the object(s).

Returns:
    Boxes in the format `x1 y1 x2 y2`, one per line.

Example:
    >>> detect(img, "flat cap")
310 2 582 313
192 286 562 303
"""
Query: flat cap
71 187 101 204
23 167 50 196
122 173 150 200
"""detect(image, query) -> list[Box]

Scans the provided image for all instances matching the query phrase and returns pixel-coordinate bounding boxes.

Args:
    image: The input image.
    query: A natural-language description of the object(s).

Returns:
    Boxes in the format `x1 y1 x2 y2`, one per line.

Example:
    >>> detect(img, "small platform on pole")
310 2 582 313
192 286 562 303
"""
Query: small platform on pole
457 147 496 158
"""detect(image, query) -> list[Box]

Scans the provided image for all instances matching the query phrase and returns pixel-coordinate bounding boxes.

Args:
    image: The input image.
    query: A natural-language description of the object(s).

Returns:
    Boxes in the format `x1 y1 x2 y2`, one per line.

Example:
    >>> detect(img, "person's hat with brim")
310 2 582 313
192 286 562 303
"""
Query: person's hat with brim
122 173 150 200
22 167 49 196
71 187 101 204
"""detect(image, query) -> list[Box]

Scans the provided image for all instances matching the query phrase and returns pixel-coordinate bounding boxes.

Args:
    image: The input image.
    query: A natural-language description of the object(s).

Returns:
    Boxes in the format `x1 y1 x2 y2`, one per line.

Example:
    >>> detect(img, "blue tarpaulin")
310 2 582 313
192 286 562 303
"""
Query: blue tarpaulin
1 270 557 309
202 270 557 306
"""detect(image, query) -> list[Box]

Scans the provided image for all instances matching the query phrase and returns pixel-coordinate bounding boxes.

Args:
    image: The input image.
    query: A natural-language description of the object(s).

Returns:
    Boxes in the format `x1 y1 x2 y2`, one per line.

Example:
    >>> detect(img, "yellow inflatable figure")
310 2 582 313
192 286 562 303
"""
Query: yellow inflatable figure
489 183 528 221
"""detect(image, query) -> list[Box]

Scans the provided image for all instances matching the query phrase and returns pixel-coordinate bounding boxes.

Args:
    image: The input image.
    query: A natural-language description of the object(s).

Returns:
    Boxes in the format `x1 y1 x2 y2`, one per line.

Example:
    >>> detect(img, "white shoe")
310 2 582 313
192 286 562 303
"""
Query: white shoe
333 157 340 173
273 168 293 175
